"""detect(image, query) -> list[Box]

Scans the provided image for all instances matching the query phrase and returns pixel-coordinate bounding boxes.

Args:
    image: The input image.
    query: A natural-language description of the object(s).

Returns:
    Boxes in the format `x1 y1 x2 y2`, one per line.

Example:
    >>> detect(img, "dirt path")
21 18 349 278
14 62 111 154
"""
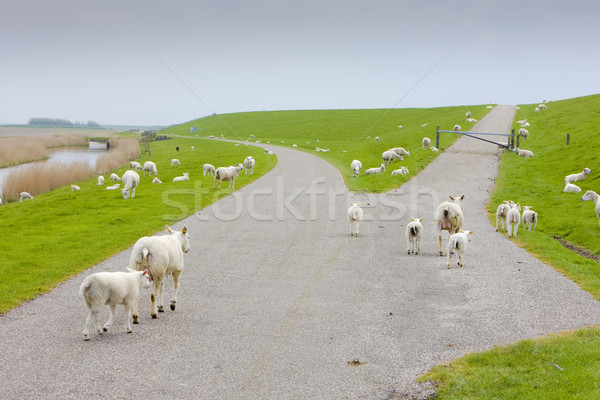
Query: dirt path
1 106 599 399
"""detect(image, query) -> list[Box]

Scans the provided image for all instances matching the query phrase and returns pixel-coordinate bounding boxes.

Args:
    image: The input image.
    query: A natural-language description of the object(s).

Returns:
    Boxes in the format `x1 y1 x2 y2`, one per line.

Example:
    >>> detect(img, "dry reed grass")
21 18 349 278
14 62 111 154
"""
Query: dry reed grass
0 135 87 167
96 138 140 174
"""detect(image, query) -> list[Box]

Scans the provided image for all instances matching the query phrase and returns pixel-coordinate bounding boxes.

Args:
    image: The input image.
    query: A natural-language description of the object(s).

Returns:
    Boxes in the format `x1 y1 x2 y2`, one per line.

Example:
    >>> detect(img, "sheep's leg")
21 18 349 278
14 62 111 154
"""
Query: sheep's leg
407 236 411 254
514 223 518 238
132 297 139 324
446 249 451 268
507 222 512 238
124 303 133 333
438 228 443 256
157 277 165 313
150 276 163 318
83 308 99 341
532 220 537 231
103 305 117 333
458 250 464 267
416 237 420 255
171 271 181 311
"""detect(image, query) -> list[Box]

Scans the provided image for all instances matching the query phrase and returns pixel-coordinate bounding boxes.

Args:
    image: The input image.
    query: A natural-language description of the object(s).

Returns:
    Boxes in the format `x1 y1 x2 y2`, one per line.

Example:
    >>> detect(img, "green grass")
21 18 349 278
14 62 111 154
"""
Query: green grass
163 106 490 193
0 137 276 314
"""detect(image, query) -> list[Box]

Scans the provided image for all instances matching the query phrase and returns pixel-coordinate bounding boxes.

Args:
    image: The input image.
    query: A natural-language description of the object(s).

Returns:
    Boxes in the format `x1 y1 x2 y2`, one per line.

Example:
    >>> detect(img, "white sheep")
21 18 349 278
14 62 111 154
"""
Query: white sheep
172 173 190 182
465 111 471 118
515 148 534 157
71 185 81 191
535 107 540 112
518 128 529 140
106 183 120 190
421 123 428 127
581 190 600 228
431 147 439 152
347 203 363 237
129 225 190 321
244 156 255 174
563 183 581 193
564 168 592 184
292 144 298 147
191 146 195 150
466 118 478 123
203 163 215 177
97 176 105 186
20 192 34 202
315 147 330 152
143 161 158 176
398 125 403 129
422 137 431 149
171 159 181 166
110 173 121 182
506 203 521 238
538 104 547 110
435 195 465 256
487 105 493 109
522 206 538 231
121 170 140 199
389 147 410 157
152 177 162 184
264 148 270 154
382 150 403 165
351 160 362 177
406 218 423 255
391 166 409 176
454 125 462 132
446 230 473 268
129 161 142 171
213 164 244 189
267 150 274 155
495 200 514 231
516 119 527 125
375 136 380 142
521 122 530 127
364 164 386 175
80 268 150 340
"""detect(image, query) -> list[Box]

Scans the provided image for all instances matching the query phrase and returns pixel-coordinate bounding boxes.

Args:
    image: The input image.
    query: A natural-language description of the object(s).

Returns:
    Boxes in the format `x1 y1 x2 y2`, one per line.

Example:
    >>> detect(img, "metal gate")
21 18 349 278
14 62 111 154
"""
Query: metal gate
435 126 516 150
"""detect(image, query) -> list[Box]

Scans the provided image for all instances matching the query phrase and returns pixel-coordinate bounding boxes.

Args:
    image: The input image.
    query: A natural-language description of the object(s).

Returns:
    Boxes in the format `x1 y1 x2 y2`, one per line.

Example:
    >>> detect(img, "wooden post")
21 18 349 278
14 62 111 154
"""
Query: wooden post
516 132 520 149
511 129 515 150
566 133 570 145
436 126 440 149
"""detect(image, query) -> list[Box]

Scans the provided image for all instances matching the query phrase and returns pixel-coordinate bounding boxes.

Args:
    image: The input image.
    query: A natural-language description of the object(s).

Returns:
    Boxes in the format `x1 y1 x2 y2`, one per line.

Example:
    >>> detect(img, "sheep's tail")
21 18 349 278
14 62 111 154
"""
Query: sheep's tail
410 226 417 236
215 170 221 180
443 209 449 218
142 247 151 268
79 279 91 297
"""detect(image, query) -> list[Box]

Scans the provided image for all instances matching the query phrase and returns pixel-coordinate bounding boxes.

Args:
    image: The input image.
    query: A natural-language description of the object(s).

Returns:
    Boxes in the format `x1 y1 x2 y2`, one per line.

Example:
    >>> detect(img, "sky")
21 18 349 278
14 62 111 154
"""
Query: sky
1 0 599 126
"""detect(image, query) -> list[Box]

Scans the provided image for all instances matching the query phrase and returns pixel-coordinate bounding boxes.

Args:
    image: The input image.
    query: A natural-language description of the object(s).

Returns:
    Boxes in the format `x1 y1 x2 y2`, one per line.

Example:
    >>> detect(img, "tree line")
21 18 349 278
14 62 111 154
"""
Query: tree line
28 117 101 127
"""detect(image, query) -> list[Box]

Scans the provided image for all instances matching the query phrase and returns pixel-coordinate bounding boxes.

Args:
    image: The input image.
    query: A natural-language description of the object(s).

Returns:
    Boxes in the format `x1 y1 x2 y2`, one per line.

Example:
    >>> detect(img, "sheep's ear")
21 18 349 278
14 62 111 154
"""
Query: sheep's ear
142 270 148 276
419 218 423 222
410 217 414 221
357 202 361 206
126 267 134 272
181 226 187 234
166 225 173 233
469 231 474 234
449 196 454 200
460 195 465 200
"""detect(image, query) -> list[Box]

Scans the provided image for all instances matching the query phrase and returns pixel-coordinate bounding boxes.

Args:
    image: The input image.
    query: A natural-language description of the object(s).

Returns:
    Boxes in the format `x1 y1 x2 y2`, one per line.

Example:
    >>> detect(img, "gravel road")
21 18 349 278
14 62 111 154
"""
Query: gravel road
1 105 599 399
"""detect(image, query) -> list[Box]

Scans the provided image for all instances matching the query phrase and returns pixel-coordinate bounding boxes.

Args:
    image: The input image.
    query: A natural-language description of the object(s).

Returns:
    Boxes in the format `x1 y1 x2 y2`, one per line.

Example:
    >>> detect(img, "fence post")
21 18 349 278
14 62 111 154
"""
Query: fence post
516 132 520 149
436 126 440 149
566 133 570 145
511 129 515 150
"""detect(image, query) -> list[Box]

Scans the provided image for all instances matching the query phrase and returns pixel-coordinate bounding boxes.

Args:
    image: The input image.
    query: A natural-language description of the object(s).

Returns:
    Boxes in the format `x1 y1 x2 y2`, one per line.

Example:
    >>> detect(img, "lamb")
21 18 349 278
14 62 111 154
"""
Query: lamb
171 159 181 166
465 111 471 118
172 172 190 182
110 173 121 182
434 195 465 256
564 183 581 193
522 206 538 231
315 147 330 152
129 225 190 321
364 164 386 175
454 125 462 132
129 161 142 171
351 159 362 177
382 150 403 165
518 128 529 140
581 190 600 227
121 170 140 199
213 164 244 189
506 203 521 238
191 146 195 150
406 218 423 255
244 156 255 174
152 177 162 184
97 176 104 186
431 147 439 152
375 137 380 142
422 137 431 149
143 161 158 176
389 147 410 157
20 192 34 202
80 268 150 340
515 148 534 157
203 163 215 177
106 183 120 190
347 203 363 237
264 148 270 154
564 168 592 184
521 122 530 127
391 166 409 176
71 185 81 191
446 230 473 268
538 104 547 110
516 119 527 125
495 200 515 231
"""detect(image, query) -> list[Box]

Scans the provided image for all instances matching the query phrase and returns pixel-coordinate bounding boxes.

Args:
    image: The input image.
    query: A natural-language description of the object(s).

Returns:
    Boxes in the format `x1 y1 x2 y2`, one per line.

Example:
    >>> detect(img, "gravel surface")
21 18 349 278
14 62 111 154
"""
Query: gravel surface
2 105 600 399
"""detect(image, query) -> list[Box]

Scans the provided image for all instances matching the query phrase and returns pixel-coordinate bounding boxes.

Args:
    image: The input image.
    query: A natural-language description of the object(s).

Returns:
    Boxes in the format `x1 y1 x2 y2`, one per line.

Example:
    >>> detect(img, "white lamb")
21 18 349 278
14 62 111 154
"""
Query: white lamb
518 128 529 140
564 183 581 193
315 147 330 152
364 164 386 175
110 173 121 182
454 124 462 132
20 192 34 202
465 111 471 118
406 218 423 255
515 148 534 157
516 119 527 125
173 173 190 182
446 230 473 268
106 183 120 190
244 156 255 174
581 190 600 228
522 206 538 231
143 161 158 176
495 200 515 231
80 268 150 341
351 160 362 177
203 163 216 177
565 168 592 184
97 176 104 186
382 150 403 165
71 185 81 191
431 147 439 152
422 137 431 149
171 159 181 166
213 164 244 189
434 195 465 256
191 146 195 150
375 137 379 142
538 104 547 110
129 161 142 171
389 147 410 157
121 170 140 199
129 225 190 321
152 177 162 184
347 203 363 237
391 166 409 176
506 203 521 238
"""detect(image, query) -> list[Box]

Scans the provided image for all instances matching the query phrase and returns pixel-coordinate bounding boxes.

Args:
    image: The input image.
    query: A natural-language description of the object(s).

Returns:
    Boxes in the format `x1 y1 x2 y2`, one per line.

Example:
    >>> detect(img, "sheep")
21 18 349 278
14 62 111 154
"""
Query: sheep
522 206 538 231
20 192 34 202
487 105 493 109
538 104 547 110
97 176 105 186
406 218 423 255
398 125 403 129
71 185 81 191
347 203 363 237
581 190 600 227
421 123 428 127
106 183 120 190
203 163 216 177
143 161 158 176
80 268 150 340
129 225 190 321
152 177 162 184
292 144 297 147
466 118 478 123
172 173 190 182
315 147 330 152
244 156 255 174
465 111 471 118
130 161 142 171
191 146 195 150
422 137 431 149
564 183 581 193
521 122 530 127
375 136 380 142
446 230 473 268
454 125 462 132
264 148 270 154
391 166 409 176
434 195 465 256
515 148 534 157
364 164 386 175
535 107 540 112
506 203 521 238
431 147 439 152
121 170 140 199
171 159 181 166
351 159 362 177
267 150 274 155
495 200 515 231
518 128 529 140
389 147 410 157
110 173 121 182
213 164 244 189
382 150 403 165
516 119 527 125
564 168 592 184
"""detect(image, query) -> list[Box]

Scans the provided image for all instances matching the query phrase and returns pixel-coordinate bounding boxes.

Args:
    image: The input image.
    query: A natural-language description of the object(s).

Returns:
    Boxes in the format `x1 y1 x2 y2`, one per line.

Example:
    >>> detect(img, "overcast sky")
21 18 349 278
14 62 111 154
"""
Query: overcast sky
1 0 598 126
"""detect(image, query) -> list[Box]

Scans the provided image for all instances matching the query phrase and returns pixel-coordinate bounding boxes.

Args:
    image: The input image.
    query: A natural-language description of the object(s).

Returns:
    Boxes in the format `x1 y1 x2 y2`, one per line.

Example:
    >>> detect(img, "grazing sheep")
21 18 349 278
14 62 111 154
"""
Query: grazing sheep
121 170 140 199
465 111 471 118
506 203 521 238
535 107 540 112
110 173 121 182
446 230 473 268
391 166 409 176
244 156 255 174
564 183 581 193
382 150 403 165
172 173 190 182
435 195 465 256
191 146 195 150
97 176 105 186
20 192 34 202
406 218 423 255
422 137 431 149
80 268 150 341
581 190 600 227
495 200 515 231
129 161 142 171
351 160 362 177
515 148 534 157
389 147 410 157
106 183 120 190
152 177 162 184
171 159 181 166
71 185 81 191
375 137 380 142
454 125 462 132
264 148 270 154
518 128 529 140
347 203 363 237
129 225 190 321
538 104 547 110
522 206 538 231
431 147 439 152
364 164 386 175
565 168 592 184
143 161 158 176
213 164 244 189
203 163 216 177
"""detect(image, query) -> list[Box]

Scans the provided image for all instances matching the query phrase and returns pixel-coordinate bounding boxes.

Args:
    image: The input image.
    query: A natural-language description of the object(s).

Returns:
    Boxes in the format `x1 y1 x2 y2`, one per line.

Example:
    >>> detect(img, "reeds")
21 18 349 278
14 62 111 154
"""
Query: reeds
96 138 140 174
0 135 87 167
